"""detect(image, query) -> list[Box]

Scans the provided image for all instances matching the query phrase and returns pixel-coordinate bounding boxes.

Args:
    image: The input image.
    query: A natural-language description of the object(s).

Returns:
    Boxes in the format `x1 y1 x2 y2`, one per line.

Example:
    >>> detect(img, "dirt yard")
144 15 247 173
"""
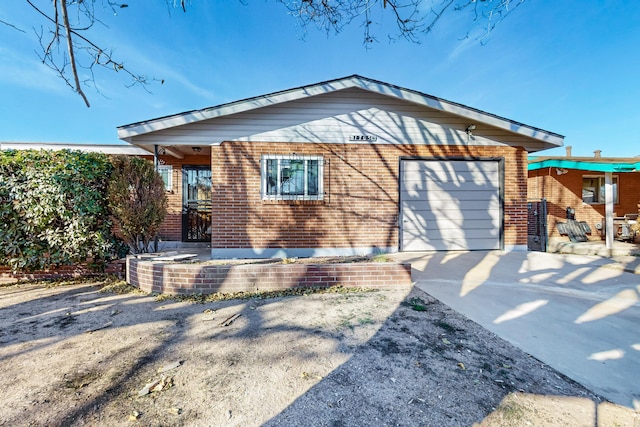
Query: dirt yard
0 278 637 426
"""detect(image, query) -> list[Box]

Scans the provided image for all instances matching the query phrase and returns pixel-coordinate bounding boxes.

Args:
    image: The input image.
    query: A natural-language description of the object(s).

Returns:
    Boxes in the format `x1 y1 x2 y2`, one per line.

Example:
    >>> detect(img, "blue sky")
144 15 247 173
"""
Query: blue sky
1 1 639 157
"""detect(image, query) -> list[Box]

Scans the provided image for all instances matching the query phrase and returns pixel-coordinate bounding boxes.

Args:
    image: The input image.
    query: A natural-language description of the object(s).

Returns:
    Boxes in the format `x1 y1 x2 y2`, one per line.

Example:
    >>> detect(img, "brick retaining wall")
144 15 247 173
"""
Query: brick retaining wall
0 260 125 282
127 257 413 295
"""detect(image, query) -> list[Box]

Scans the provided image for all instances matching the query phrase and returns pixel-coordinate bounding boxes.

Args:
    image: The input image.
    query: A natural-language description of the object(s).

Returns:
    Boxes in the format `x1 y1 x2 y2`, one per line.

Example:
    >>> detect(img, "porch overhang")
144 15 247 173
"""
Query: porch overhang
528 156 640 254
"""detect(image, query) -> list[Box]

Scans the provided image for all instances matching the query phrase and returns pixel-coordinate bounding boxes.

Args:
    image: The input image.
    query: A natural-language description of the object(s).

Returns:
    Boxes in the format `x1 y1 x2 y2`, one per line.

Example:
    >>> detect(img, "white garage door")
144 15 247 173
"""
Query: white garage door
400 160 501 251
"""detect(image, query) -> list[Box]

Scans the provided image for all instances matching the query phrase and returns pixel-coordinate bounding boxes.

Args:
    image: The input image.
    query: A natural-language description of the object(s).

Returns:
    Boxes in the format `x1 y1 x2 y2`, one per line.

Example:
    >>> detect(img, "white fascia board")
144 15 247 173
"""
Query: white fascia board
117 75 564 147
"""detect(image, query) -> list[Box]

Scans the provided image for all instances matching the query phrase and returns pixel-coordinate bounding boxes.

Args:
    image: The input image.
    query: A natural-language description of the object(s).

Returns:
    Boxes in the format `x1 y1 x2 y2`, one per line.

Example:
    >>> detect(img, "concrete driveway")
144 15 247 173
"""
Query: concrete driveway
393 250 640 409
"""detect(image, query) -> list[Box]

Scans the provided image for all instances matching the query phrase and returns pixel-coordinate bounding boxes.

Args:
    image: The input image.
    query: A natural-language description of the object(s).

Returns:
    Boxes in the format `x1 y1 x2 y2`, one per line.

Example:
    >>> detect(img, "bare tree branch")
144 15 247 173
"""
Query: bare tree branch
277 0 526 47
0 19 26 33
7 0 525 107
59 0 90 106
43 0 60 59
424 0 456 36
25 0 152 107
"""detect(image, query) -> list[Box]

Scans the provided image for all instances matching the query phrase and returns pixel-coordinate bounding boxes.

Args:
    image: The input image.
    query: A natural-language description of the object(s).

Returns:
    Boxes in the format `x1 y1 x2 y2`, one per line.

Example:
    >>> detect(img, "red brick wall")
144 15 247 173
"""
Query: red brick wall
127 257 412 295
0 261 125 282
528 168 640 239
211 142 528 250
504 147 529 247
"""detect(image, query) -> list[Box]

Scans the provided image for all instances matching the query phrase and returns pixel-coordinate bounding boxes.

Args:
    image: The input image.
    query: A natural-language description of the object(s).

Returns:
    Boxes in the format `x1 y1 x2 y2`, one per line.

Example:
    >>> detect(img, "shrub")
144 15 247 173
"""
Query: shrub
0 149 117 271
108 155 167 253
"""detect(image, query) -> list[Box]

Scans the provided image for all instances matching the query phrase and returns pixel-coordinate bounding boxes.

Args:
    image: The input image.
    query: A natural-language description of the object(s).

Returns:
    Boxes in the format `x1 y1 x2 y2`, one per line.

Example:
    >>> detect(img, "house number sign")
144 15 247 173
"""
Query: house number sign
349 135 378 141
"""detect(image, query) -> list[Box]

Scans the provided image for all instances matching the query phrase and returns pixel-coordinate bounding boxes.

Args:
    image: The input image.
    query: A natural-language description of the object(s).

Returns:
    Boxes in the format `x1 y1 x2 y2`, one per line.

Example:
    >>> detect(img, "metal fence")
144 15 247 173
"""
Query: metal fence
527 199 547 252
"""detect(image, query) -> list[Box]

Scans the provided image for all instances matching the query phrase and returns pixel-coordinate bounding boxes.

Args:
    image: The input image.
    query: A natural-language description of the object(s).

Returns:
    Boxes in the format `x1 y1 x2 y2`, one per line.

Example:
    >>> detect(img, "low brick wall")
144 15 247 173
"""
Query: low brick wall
126 257 413 295
0 260 125 282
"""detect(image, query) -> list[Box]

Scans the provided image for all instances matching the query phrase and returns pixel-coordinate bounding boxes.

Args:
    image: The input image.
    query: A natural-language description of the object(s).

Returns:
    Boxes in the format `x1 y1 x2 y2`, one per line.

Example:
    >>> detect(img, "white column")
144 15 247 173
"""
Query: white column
604 172 614 251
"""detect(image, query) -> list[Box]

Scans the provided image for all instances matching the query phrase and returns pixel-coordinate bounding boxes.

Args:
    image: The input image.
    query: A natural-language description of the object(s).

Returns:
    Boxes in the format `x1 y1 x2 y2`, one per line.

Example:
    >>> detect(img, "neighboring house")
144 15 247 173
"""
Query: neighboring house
117 75 563 258
528 147 640 245
0 142 149 156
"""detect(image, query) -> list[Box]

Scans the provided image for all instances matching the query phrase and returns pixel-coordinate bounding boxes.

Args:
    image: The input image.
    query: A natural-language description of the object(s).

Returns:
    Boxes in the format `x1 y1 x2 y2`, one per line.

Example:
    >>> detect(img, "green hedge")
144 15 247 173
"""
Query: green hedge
0 149 119 272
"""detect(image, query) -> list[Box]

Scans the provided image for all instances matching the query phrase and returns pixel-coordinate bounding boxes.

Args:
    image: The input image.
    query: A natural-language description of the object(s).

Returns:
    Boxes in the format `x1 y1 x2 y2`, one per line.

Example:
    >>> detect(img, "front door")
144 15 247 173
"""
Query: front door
182 166 212 242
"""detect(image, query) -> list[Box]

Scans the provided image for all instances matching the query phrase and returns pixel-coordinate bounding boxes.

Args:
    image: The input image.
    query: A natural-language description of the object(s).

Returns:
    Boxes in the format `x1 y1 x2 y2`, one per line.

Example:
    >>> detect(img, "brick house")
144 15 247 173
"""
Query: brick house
528 148 640 245
117 75 563 258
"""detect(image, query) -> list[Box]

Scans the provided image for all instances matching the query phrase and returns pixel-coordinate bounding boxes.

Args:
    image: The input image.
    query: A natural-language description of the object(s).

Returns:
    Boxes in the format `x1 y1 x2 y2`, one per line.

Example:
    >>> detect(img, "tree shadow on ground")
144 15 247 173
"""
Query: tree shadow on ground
264 286 619 427
0 279 396 425
1 276 635 426
399 250 640 410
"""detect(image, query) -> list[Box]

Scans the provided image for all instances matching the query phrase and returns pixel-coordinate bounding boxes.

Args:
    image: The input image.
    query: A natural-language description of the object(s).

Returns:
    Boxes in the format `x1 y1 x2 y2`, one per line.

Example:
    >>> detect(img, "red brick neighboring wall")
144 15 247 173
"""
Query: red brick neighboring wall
211 142 528 251
0 261 125 282
127 257 413 295
528 168 640 239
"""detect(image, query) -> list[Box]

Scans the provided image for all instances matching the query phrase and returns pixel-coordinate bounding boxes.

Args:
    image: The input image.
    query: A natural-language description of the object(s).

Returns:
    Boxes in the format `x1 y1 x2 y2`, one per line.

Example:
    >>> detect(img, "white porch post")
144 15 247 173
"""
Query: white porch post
604 171 614 252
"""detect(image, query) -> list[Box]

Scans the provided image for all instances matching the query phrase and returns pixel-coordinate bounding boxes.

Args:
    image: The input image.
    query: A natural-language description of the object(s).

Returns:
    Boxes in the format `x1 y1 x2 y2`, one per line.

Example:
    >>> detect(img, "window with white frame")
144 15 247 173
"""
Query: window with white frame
157 165 173 192
582 175 618 204
261 155 323 200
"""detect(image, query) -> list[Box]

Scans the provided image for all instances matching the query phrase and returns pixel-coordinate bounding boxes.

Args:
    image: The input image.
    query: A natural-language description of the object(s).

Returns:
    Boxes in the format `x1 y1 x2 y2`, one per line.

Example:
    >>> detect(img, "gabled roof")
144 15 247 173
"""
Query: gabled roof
117 75 564 147
528 156 640 172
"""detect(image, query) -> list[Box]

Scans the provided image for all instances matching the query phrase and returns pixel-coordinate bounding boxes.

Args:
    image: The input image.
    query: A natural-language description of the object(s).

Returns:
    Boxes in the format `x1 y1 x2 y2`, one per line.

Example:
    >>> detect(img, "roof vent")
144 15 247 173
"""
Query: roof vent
565 146 572 157
594 150 601 158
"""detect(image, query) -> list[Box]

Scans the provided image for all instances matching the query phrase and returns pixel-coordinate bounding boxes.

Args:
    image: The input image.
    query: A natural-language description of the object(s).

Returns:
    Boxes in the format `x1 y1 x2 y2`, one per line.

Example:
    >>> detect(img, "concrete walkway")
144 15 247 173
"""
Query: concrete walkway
392 250 640 409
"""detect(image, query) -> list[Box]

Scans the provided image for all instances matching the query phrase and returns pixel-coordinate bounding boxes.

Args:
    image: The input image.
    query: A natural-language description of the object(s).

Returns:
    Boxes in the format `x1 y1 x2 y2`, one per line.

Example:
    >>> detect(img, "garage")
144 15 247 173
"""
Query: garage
400 159 502 251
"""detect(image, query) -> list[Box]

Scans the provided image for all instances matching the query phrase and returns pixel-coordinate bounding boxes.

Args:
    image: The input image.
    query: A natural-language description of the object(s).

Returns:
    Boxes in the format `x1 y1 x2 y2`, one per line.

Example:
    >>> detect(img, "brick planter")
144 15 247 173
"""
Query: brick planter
126 257 413 295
